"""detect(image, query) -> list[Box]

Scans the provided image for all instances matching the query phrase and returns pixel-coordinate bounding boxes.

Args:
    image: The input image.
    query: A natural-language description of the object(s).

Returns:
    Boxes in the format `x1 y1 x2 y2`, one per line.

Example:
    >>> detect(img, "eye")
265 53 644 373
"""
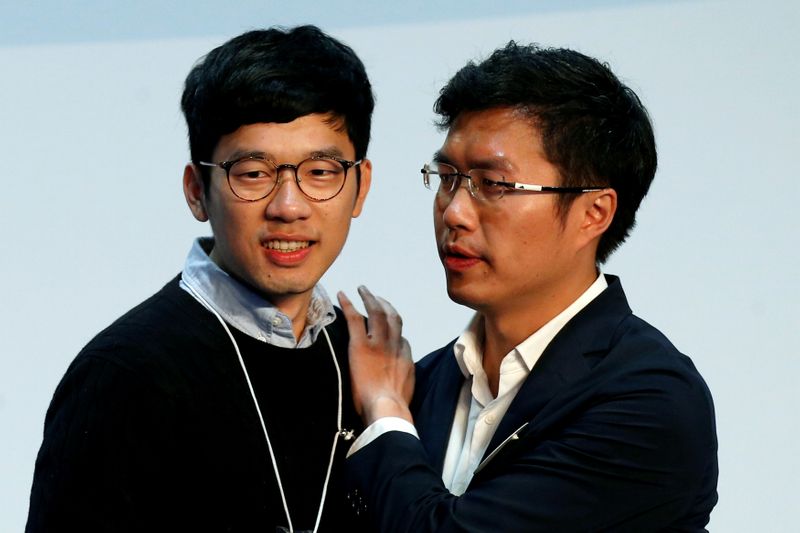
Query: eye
471 170 507 200
299 158 345 182
431 163 459 191
229 158 274 180
481 179 506 198
439 173 458 186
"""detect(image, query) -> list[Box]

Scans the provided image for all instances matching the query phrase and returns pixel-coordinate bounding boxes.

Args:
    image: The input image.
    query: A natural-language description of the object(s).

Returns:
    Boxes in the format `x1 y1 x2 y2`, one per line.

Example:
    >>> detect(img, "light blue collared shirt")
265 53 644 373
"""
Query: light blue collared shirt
179 237 336 348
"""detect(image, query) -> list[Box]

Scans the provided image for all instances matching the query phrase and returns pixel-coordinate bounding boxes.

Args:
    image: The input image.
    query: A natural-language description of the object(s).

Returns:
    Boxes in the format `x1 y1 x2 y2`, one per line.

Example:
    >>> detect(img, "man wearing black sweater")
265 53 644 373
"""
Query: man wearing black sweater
27 26 374 533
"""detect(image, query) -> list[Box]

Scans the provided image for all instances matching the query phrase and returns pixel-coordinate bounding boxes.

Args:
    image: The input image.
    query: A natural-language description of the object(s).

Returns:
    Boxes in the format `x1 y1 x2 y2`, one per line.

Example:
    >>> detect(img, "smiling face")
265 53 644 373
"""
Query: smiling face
184 113 371 316
433 107 610 323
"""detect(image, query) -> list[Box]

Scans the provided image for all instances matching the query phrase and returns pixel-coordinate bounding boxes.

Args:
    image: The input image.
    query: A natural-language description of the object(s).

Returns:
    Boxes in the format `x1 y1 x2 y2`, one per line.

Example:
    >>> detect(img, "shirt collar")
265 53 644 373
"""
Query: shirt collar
453 273 608 378
179 237 336 348
453 313 484 379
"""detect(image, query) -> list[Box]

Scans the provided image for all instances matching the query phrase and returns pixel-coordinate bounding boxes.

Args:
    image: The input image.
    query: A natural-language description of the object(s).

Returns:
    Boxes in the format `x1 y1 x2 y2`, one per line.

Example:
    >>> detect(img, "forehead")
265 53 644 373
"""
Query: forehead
213 113 354 161
439 107 545 171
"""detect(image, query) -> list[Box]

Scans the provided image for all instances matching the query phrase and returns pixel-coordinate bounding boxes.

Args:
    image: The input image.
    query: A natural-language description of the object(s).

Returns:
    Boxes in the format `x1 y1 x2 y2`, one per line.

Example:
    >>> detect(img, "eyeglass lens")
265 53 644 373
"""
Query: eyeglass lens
427 162 506 202
228 157 348 201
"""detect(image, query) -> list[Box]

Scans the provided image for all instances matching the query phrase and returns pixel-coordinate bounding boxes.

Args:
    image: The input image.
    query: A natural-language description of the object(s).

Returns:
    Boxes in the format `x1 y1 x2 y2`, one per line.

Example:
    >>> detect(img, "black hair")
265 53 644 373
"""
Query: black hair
181 25 374 186
435 42 657 263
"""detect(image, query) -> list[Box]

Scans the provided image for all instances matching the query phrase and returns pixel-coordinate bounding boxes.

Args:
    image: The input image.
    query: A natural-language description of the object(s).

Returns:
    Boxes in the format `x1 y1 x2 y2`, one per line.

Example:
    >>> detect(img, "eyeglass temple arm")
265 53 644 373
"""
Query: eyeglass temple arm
507 182 606 193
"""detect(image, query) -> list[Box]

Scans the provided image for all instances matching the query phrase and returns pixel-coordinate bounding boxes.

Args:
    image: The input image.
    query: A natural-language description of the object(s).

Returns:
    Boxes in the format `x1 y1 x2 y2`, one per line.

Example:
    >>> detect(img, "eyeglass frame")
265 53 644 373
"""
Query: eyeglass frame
197 154 362 202
421 162 606 202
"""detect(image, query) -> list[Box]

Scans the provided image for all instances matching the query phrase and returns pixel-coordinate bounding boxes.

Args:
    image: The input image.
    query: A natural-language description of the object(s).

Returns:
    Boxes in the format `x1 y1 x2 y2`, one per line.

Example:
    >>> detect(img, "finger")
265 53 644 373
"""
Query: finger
337 291 368 341
400 337 413 362
375 296 402 327
376 296 404 347
400 337 415 403
357 286 388 340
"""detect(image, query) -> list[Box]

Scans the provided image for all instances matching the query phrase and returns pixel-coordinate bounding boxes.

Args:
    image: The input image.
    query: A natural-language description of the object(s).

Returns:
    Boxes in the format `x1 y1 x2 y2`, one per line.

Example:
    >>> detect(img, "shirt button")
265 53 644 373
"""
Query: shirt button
272 317 281 326
485 414 496 425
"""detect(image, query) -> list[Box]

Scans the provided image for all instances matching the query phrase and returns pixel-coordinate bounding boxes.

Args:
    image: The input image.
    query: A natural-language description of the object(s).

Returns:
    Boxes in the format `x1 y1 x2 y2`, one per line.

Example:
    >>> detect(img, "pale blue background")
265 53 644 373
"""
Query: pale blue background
1 1 798 531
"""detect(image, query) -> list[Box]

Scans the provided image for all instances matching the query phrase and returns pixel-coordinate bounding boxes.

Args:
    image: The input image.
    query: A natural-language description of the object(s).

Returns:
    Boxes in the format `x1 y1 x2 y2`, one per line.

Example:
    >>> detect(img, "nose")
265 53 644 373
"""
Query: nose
439 182 477 231
264 170 312 222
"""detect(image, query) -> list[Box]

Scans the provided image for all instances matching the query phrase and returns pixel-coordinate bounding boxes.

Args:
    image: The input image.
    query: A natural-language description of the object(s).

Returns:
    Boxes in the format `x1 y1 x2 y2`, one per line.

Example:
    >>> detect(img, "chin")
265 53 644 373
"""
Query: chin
236 274 309 301
261 281 315 298
446 286 482 311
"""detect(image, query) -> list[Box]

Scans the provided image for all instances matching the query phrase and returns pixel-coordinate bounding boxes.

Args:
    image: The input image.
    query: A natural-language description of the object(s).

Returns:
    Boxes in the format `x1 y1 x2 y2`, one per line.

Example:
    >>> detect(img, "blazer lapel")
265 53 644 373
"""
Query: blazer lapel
413 343 464 474
482 275 633 460
484 336 591 456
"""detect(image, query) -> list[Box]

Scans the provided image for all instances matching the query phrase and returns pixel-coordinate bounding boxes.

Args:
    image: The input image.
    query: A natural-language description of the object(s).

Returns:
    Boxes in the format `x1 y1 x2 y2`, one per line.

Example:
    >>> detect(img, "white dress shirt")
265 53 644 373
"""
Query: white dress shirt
348 274 608 495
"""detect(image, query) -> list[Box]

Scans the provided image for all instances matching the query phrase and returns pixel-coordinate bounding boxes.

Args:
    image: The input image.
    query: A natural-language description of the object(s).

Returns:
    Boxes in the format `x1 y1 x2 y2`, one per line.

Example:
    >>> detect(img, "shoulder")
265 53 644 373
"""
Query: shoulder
85 275 207 348
539 311 718 520
410 340 457 408
605 312 711 397
416 340 456 373
567 299 715 421
64 275 227 394
573 276 712 401
571 312 717 473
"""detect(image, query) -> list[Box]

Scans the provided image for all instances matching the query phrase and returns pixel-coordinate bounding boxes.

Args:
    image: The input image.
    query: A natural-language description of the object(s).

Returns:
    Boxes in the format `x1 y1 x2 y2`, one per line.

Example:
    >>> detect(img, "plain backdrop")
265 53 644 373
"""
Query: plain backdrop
1 0 798 531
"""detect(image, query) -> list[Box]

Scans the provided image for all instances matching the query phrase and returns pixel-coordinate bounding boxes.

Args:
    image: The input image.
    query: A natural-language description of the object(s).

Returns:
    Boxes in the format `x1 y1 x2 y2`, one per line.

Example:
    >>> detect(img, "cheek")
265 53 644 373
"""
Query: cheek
212 204 262 246
321 203 354 241
433 217 448 244
433 202 446 231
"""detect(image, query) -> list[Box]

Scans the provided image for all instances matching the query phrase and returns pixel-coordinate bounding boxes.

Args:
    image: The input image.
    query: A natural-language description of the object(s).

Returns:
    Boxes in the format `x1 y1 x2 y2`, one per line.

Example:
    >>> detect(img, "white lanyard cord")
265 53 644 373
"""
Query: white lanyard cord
314 327 343 532
184 282 343 533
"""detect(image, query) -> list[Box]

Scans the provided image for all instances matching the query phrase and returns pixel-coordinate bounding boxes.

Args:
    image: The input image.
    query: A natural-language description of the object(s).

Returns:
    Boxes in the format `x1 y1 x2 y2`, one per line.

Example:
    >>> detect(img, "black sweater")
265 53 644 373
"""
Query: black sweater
27 276 366 532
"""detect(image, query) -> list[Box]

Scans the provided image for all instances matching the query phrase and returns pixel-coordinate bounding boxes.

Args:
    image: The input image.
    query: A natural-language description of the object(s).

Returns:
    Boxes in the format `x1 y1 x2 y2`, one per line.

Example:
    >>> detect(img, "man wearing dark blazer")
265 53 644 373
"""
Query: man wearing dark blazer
338 42 718 532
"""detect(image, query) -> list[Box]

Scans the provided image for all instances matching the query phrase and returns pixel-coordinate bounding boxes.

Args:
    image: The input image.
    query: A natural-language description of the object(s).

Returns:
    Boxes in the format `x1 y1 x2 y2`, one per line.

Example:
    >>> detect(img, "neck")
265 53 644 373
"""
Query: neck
207 245 313 343
270 293 312 342
480 267 599 396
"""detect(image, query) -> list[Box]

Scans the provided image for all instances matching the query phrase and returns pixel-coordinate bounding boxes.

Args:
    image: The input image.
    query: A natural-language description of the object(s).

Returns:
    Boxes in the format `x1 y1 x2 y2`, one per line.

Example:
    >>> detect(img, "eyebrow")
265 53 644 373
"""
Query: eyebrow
223 149 270 162
309 146 346 159
469 156 513 172
432 150 453 165
432 151 513 173
222 145 347 163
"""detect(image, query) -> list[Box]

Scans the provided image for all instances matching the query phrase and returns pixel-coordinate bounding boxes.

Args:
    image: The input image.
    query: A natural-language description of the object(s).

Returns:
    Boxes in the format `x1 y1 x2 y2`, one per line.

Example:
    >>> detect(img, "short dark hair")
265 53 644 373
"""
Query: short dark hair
434 42 657 263
181 25 374 186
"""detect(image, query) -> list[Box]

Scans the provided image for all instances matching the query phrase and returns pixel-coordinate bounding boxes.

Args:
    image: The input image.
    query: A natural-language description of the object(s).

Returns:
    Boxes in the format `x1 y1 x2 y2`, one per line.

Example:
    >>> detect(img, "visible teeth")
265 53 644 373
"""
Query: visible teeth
266 240 310 252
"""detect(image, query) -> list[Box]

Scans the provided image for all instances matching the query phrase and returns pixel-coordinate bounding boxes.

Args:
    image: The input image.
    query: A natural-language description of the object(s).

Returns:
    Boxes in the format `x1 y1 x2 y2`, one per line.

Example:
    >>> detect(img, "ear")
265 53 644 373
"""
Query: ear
350 158 372 218
578 188 617 243
183 163 209 222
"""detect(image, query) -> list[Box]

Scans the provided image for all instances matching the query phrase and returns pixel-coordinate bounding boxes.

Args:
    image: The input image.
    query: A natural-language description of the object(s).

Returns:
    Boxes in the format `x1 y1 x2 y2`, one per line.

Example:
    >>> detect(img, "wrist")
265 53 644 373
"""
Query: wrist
363 395 413 426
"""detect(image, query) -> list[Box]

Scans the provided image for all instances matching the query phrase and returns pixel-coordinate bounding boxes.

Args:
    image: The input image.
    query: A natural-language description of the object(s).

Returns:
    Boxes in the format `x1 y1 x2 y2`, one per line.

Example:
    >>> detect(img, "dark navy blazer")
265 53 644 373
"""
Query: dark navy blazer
346 276 718 532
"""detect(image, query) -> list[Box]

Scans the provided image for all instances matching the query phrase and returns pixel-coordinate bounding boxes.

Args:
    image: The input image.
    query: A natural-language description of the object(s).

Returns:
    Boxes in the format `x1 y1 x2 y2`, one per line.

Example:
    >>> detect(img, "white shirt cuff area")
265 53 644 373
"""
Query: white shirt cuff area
346 417 419 458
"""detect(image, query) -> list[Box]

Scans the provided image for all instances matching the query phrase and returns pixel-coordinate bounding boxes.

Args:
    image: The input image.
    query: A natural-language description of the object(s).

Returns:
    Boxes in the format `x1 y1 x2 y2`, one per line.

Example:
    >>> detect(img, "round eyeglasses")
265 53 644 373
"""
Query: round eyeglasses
421 162 605 202
199 155 362 202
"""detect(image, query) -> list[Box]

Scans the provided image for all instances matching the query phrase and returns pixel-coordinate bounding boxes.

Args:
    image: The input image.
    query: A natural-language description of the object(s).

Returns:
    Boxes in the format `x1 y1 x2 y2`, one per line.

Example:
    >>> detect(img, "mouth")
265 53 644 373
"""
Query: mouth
265 239 311 252
262 237 315 266
442 243 482 271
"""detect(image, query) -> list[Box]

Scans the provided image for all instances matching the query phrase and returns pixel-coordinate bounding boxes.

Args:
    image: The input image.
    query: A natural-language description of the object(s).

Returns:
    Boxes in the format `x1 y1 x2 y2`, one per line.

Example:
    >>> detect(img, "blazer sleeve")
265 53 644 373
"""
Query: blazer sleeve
345 356 718 533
